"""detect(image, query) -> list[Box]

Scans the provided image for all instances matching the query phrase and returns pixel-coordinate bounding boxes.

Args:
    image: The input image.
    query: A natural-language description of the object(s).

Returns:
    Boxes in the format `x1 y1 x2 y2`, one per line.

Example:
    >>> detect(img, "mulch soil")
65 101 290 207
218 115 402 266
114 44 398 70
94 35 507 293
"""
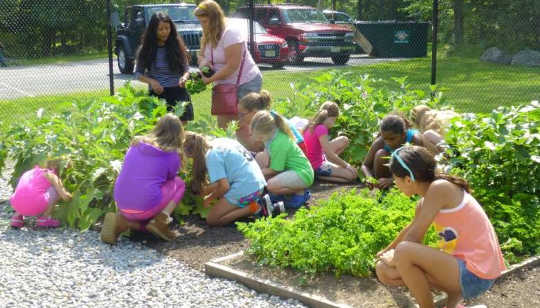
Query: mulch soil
129 181 539 307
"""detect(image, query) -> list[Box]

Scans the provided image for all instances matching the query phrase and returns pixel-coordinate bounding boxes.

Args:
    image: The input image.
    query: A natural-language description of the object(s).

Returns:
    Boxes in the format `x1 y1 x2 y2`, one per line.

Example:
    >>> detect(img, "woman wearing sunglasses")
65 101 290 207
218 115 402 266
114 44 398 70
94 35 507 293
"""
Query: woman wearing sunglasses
375 146 505 308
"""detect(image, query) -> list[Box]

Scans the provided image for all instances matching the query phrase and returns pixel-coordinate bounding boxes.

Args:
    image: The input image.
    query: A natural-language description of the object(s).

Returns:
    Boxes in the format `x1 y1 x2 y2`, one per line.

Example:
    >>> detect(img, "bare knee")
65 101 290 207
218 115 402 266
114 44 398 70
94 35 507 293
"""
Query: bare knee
375 261 389 284
423 130 443 145
266 178 280 194
394 241 416 268
339 136 349 147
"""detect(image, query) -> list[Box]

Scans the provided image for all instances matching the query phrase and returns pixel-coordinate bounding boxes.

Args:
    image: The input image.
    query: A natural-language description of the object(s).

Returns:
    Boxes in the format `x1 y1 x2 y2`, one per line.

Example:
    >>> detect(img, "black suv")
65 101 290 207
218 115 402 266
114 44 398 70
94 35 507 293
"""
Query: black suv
115 3 202 74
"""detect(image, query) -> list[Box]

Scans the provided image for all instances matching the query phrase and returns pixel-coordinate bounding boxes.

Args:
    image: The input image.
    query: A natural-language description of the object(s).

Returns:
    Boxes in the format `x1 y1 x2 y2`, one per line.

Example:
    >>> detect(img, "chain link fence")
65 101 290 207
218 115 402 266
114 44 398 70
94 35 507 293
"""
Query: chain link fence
1 0 539 124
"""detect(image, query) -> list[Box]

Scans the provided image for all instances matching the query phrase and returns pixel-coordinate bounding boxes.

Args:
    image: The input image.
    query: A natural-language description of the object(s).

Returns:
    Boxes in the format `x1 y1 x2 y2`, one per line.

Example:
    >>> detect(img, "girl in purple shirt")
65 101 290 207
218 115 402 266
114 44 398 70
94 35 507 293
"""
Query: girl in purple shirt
101 114 186 244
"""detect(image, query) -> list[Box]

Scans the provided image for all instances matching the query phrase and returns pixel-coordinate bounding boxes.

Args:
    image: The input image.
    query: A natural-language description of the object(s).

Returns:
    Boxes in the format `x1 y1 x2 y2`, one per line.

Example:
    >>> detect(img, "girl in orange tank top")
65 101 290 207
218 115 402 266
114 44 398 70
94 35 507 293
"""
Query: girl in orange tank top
375 146 506 308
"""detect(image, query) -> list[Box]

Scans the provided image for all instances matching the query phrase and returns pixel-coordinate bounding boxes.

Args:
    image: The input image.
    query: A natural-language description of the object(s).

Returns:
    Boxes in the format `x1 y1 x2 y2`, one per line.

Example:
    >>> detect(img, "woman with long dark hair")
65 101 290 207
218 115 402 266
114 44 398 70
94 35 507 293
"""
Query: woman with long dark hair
135 12 193 123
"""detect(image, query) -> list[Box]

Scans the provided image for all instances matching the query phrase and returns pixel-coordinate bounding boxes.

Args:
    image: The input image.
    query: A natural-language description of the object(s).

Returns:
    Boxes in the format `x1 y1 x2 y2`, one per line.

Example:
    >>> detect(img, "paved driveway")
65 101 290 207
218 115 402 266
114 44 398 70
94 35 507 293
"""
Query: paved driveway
0 55 404 100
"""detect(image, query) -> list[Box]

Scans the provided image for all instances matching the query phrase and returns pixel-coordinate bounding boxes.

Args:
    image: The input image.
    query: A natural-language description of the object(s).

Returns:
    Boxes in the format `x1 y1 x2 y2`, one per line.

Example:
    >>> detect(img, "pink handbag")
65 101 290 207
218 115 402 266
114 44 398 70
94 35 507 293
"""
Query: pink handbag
210 48 246 115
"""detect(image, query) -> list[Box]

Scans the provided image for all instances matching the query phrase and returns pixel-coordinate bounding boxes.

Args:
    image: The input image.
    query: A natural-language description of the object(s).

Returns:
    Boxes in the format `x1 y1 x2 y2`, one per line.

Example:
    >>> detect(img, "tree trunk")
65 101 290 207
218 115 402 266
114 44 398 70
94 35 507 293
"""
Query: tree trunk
453 0 464 45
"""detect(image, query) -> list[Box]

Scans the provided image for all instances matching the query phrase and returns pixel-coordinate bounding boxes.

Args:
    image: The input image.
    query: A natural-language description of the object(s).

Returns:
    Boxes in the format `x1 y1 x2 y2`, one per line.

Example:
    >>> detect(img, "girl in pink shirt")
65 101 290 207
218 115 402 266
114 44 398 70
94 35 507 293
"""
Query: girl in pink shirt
9 159 72 228
303 101 357 183
375 146 506 308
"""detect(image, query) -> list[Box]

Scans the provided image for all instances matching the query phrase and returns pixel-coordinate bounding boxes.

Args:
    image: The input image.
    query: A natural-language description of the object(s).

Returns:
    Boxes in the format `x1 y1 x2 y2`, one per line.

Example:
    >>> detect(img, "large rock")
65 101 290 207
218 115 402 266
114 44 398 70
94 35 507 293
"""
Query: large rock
480 47 512 64
511 49 540 67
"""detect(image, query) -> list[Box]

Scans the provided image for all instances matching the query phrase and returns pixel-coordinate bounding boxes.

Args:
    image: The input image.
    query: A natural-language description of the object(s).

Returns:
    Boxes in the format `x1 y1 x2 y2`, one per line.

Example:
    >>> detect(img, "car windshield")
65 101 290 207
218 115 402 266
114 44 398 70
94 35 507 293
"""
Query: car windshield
147 6 197 22
282 8 328 24
227 18 267 35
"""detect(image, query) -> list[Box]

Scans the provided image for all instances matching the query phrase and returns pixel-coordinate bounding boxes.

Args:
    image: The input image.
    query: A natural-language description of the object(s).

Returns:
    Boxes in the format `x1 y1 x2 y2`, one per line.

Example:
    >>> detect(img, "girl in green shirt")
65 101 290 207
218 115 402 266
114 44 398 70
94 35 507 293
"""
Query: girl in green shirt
250 111 314 208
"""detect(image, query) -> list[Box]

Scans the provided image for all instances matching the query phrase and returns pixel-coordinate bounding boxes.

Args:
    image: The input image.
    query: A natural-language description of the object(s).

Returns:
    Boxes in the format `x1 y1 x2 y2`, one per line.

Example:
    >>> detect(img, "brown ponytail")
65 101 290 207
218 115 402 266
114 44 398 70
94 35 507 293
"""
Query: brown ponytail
184 131 210 195
435 174 470 193
306 101 339 132
239 90 272 112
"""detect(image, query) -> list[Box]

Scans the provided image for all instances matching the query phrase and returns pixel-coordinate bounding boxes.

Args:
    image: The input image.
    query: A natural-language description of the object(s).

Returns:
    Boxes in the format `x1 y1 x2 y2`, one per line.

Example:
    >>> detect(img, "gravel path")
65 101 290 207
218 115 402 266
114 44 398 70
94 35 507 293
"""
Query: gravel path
0 166 306 308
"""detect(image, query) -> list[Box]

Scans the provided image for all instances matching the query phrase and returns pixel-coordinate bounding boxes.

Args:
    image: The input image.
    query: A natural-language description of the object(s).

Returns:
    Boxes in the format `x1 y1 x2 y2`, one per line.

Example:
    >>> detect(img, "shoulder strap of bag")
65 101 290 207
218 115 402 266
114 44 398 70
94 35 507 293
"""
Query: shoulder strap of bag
236 47 247 86
210 43 247 86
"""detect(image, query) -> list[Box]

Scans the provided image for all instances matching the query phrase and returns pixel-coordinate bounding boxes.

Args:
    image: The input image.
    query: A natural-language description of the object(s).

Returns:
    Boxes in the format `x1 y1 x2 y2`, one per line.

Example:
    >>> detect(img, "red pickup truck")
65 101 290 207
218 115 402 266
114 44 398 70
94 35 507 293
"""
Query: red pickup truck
235 4 356 65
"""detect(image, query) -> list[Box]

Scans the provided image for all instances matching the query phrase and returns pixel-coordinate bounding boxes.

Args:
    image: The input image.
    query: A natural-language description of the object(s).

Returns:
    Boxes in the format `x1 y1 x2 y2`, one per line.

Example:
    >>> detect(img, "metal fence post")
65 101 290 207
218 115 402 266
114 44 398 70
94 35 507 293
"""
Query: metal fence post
107 0 115 95
249 0 255 57
431 0 438 86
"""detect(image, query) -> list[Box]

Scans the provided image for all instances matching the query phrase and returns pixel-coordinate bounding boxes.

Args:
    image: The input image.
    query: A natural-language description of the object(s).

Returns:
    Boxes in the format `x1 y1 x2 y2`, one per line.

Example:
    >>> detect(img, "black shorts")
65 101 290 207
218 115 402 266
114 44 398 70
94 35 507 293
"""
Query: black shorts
150 86 194 121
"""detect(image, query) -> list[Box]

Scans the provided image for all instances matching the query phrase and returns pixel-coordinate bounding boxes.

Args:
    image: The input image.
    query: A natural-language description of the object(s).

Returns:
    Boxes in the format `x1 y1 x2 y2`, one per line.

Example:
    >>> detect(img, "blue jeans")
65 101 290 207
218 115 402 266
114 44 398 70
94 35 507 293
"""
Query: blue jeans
457 259 495 299
237 74 262 101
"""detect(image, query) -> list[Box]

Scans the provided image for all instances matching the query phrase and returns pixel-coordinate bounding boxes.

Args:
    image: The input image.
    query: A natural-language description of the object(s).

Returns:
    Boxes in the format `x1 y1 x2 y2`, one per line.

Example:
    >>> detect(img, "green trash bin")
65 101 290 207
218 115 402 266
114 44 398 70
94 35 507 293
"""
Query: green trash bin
354 21 428 58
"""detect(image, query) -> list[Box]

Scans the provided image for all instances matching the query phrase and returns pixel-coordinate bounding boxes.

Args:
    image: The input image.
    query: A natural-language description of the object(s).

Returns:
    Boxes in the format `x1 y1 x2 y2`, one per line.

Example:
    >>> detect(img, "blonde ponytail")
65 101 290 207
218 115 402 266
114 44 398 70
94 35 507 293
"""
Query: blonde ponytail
250 110 294 141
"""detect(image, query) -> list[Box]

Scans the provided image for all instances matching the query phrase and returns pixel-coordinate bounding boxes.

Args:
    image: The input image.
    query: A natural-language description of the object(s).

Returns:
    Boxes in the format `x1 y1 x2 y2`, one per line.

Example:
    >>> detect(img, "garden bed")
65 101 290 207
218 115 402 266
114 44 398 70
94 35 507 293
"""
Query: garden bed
141 182 360 271
205 251 539 308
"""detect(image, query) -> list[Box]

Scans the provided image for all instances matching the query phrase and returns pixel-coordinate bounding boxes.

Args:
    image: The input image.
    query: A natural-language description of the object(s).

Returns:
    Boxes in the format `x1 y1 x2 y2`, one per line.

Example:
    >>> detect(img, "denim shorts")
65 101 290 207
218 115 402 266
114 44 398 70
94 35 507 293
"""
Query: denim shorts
315 161 333 177
237 74 262 101
457 259 495 299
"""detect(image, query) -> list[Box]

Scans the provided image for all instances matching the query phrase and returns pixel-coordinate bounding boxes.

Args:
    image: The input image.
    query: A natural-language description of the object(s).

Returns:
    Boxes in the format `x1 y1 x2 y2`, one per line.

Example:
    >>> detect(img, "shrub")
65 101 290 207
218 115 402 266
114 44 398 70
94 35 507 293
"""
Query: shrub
445 101 540 259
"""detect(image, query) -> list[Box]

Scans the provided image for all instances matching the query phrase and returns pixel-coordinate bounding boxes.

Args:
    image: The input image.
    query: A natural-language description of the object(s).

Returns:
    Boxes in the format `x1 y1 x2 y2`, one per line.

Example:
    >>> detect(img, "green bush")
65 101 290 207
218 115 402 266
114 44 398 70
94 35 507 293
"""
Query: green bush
445 101 540 260
238 189 437 277
0 85 172 230
273 71 448 166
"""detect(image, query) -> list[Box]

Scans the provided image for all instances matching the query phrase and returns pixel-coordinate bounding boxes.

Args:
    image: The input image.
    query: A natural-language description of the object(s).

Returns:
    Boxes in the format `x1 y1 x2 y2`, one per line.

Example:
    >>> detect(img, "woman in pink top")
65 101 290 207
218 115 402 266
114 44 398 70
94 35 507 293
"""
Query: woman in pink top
375 146 506 308
303 101 357 183
9 159 72 228
194 0 263 129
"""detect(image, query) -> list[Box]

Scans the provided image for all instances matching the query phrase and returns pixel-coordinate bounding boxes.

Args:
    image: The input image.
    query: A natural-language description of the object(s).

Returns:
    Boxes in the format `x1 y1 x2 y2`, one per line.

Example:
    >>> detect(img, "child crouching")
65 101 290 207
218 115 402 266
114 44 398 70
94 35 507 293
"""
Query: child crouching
10 158 72 228
101 114 186 244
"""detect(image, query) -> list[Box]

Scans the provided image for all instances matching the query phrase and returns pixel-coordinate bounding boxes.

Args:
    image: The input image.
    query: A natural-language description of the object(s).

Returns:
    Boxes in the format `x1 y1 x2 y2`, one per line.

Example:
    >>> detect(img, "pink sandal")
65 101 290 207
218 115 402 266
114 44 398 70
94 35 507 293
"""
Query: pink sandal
36 216 60 228
10 214 24 228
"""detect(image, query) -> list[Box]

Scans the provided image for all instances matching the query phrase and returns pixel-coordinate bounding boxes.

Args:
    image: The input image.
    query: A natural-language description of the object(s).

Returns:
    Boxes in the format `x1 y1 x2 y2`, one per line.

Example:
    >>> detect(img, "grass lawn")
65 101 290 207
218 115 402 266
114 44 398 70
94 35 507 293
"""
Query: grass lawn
1 55 538 127
354 56 540 113
0 90 109 127
4 52 108 67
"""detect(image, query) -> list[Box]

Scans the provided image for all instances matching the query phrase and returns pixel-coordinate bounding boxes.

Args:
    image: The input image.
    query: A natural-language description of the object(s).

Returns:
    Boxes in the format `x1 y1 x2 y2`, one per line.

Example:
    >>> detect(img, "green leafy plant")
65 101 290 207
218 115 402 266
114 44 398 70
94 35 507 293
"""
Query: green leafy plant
273 70 449 166
445 101 540 258
186 71 208 95
0 84 169 230
238 188 437 278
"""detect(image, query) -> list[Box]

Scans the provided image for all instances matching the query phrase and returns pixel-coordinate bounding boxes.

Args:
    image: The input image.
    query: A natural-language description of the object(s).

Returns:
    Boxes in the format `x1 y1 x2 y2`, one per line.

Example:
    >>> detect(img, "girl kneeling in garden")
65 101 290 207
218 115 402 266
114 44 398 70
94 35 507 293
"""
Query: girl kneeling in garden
361 114 424 189
101 114 186 244
10 158 72 228
375 146 506 308
184 132 268 226
303 101 357 183
250 111 314 209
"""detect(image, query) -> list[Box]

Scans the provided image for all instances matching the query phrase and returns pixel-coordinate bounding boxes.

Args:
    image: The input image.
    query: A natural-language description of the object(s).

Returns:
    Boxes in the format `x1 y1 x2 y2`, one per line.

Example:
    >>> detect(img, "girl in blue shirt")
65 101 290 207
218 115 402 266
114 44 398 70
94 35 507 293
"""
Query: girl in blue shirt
135 12 193 123
184 132 267 226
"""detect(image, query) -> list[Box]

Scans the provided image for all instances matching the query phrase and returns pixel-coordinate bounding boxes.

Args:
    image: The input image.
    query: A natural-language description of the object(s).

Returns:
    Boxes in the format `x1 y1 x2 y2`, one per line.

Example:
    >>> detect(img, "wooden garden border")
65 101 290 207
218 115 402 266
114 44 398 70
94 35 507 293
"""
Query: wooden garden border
205 251 540 308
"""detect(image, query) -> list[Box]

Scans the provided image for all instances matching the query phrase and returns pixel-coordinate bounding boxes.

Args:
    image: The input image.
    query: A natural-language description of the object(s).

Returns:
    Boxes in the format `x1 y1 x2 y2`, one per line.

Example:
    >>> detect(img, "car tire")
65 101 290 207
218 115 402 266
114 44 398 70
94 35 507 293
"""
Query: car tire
272 62 286 69
117 45 134 74
287 40 304 64
331 54 350 65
